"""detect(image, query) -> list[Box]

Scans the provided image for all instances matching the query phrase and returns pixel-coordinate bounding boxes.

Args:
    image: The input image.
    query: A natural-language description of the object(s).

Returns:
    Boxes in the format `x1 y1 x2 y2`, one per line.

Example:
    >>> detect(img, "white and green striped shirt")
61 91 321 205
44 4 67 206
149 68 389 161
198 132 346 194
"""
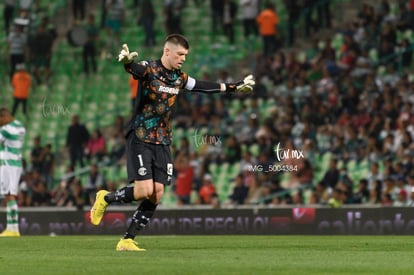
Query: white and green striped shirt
0 120 26 167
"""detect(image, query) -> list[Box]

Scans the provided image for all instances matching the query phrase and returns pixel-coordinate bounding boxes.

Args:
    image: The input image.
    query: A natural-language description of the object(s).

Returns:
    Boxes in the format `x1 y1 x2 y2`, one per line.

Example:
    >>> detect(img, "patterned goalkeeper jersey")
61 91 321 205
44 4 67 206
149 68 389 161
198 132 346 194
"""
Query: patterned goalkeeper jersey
0 120 26 167
126 59 189 145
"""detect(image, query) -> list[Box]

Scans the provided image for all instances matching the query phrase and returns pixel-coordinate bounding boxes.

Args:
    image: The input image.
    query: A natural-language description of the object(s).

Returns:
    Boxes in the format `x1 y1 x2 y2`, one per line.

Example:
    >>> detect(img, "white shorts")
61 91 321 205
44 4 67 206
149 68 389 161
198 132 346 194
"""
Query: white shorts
0 166 22 196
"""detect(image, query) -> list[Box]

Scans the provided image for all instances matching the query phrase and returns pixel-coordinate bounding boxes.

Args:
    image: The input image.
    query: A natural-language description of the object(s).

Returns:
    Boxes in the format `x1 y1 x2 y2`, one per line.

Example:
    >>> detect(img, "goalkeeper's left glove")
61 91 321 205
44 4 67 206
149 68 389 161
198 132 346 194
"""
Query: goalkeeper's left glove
118 43 138 64
225 74 255 93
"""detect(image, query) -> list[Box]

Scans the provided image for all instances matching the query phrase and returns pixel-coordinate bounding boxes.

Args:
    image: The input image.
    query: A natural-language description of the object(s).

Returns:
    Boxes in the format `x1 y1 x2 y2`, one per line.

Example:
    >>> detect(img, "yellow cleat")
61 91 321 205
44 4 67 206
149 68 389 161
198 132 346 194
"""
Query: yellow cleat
90 190 109 225
116 238 146 251
0 230 21 237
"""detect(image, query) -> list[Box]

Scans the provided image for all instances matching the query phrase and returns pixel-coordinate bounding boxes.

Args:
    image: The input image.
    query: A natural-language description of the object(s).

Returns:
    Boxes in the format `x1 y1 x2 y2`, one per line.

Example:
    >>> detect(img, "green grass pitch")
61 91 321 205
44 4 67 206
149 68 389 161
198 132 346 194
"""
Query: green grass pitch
1 235 413 275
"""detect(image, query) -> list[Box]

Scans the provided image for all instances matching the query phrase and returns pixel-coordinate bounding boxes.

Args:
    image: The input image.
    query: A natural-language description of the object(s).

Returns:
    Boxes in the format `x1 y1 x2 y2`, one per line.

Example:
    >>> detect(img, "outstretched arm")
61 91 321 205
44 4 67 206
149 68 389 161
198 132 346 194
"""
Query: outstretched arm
186 78 224 93
186 75 255 94
124 62 147 79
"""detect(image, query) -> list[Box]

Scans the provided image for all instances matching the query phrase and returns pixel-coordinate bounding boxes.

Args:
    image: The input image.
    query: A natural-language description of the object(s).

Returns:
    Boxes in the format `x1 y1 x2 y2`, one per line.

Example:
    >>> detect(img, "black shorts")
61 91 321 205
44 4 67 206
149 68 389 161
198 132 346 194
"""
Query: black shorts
126 132 173 185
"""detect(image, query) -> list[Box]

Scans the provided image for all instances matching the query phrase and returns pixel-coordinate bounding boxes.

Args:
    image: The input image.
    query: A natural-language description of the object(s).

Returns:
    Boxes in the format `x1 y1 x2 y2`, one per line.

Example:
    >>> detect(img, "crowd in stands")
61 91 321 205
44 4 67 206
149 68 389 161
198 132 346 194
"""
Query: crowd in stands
3 0 414 209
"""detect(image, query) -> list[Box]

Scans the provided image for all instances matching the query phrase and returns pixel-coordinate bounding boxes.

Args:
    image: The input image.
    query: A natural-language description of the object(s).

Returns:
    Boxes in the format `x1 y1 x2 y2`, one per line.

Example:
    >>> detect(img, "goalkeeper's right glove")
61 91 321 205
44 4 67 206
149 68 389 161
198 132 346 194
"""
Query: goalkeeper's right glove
225 75 255 93
118 43 138 64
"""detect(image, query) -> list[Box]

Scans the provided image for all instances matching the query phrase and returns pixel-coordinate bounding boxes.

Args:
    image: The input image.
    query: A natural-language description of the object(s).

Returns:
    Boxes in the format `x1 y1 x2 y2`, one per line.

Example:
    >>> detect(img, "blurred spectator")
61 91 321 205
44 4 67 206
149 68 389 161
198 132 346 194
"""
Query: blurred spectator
138 0 156 47
100 0 107 28
51 165 80 206
109 132 126 165
258 178 283 205
26 170 47 206
111 114 125 137
164 0 184 35
223 136 242 164
197 174 218 206
239 0 259 39
30 135 43 173
104 0 125 55
369 179 383 204
83 13 99 75
291 189 305 205
4 0 16 35
283 0 300 46
222 0 238 50
378 40 396 68
317 0 331 28
66 115 90 168
72 0 86 21
353 179 370 204
395 2 413 31
244 174 264 204
68 180 85 210
85 128 107 162
296 159 314 185
311 181 330 205
350 49 374 78
210 0 224 41
18 174 31 207
383 177 397 200
31 181 51 206
382 193 394 206
320 158 340 189
7 20 27 79
174 152 194 205
303 0 319 39
11 63 31 120
30 23 55 85
39 143 55 190
84 164 106 205
228 174 248 205
328 187 343 208
399 38 413 68
319 38 336 63
256 2 279 57
407 185 414 206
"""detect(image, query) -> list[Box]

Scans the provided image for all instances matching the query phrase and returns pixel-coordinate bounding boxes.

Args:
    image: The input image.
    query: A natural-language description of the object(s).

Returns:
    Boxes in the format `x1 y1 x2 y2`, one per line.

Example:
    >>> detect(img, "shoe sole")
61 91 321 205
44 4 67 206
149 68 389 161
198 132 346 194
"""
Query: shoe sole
116 247 146 251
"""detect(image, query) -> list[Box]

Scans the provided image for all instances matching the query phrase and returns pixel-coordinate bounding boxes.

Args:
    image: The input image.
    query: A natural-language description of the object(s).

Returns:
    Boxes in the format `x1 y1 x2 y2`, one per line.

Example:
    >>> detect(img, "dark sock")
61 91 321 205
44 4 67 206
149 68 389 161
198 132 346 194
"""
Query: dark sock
124 199 158 239
104 186 134 203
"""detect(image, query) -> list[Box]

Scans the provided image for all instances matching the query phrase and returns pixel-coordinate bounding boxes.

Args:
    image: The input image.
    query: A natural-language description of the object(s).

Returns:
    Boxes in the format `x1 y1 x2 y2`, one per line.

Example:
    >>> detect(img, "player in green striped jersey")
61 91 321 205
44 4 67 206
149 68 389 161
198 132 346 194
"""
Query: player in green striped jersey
0 108 26 237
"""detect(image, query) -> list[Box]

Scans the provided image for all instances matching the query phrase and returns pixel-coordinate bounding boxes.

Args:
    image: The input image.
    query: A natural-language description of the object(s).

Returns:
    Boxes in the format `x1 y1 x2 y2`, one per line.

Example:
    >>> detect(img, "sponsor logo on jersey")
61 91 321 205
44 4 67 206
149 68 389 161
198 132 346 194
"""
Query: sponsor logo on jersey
138 167 148 176
158 86 179 94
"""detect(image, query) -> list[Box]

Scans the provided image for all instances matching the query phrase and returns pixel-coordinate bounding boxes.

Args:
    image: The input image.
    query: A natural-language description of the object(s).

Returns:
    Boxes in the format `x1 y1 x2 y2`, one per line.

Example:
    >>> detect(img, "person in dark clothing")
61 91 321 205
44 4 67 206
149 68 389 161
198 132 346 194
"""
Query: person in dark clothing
283 0 300 46
90 34 255 251
4 0 16 35
304 0 319 38
139 0 156 47
83 14 99 74
30 24 55 84
72 0 86 21
210 0 224 36
222 0 238 49
320 158 340 188
317 0 331 28
66 115 90 168
30 135 43 173
229 174 249 205
353 179 370 204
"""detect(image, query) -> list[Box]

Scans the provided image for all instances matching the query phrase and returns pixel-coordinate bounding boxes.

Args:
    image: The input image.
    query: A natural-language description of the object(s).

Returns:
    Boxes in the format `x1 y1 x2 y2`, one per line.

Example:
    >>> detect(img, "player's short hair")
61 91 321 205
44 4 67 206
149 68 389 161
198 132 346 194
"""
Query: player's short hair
165 33 189 50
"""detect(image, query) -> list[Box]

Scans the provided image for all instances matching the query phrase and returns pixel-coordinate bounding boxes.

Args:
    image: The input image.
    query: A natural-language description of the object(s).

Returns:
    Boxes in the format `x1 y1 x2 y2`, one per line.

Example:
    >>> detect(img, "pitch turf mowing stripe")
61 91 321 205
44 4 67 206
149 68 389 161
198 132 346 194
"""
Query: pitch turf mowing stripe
0 236 413 275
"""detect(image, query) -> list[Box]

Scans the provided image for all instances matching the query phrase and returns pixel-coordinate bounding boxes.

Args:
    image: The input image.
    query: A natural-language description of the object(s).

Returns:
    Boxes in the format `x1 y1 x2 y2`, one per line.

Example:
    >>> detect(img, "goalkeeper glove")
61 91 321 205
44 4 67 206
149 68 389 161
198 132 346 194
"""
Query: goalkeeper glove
118 44 138 64
225 75 255 93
